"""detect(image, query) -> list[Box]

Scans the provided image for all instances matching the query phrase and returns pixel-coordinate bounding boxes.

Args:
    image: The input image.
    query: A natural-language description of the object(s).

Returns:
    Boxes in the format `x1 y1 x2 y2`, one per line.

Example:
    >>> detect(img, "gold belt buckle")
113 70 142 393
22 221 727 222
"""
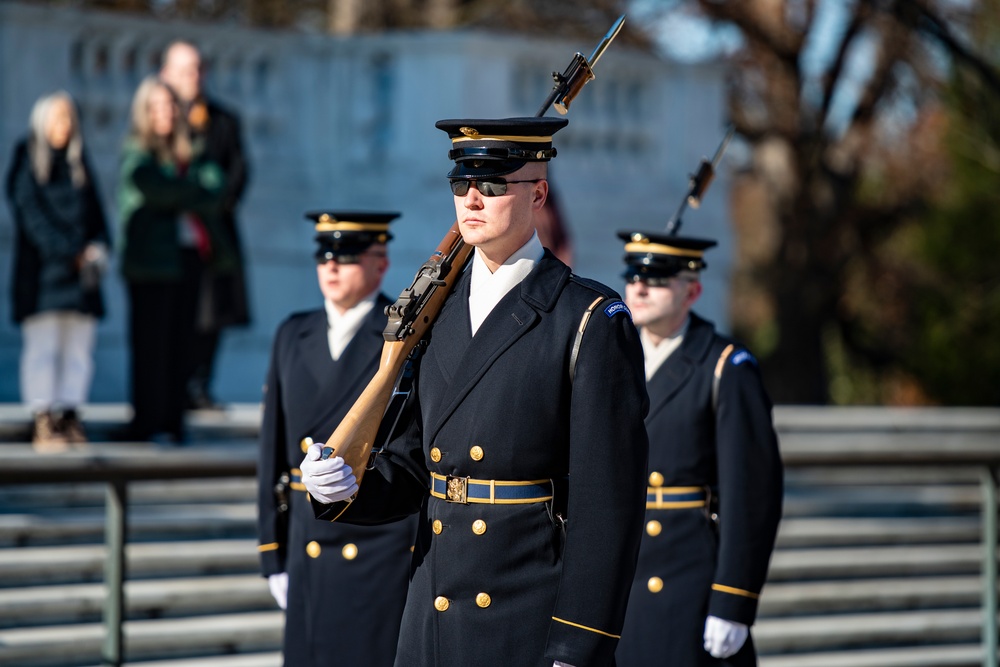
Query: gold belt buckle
446 475 469 504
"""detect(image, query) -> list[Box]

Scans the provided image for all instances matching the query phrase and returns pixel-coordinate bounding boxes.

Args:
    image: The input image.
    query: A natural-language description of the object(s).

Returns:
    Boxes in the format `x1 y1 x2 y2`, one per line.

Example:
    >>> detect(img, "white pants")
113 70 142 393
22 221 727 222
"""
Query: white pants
20 311 97 412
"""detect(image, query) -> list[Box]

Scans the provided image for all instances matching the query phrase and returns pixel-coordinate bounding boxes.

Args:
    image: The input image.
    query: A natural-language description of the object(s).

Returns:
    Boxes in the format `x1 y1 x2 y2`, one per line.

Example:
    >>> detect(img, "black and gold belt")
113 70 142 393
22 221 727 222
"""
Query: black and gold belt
430 472 554 505
646 486 708 510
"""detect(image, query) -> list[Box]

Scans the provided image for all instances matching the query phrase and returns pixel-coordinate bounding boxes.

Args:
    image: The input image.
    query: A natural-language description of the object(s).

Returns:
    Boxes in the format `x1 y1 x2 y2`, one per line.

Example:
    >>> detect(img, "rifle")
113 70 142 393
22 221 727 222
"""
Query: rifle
664 124 734 235
321 15 628 485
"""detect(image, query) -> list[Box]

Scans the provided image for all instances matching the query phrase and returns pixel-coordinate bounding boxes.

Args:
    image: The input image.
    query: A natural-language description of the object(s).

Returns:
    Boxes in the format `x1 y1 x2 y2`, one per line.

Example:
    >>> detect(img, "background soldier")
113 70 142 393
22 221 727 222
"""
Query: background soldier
159 40 251 410
257 211 416 667
301 117 649 667
613 231 783 666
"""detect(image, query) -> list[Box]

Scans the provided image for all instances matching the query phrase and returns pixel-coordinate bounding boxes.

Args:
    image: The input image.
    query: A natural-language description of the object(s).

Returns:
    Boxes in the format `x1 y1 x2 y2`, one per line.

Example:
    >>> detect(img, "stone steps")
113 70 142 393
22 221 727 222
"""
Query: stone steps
0 539 259 586
0 574 273 629
759 644 985 667
0 478 257 508
767 543 982 581
0 611 282 667
99 654 282 667
759 575 986 615
0 503 255 547
755 608 983 652
775 516 980 547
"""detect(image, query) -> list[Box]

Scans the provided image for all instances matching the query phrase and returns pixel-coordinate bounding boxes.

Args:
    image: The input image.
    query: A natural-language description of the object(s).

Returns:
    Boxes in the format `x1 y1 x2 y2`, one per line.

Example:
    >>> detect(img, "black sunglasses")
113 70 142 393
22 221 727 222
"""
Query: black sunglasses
315 248 386 265
449 178 541 197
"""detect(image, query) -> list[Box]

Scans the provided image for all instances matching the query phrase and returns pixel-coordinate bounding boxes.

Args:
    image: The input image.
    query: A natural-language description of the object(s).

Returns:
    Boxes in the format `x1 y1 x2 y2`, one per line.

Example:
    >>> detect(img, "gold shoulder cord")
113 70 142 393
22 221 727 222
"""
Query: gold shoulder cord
568 297 607 384
712 344 735 413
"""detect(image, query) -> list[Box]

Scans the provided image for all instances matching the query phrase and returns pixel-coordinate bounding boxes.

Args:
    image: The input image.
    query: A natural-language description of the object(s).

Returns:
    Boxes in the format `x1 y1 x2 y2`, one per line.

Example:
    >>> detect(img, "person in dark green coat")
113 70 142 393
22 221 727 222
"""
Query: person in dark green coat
114 75 235 443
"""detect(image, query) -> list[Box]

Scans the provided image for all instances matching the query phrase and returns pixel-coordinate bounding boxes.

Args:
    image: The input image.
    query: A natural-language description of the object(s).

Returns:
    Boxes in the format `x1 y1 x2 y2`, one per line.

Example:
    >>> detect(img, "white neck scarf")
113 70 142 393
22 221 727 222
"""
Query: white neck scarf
641 317 689 380
324 291 378 361
468 232 544 336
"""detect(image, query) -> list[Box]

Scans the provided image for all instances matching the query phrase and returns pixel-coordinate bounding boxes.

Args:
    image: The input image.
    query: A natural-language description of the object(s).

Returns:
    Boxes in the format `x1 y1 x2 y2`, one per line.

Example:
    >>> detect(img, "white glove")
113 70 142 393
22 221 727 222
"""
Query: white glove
703 615 749 658
553 662 577 667
267 572 288 610
300 443 358 504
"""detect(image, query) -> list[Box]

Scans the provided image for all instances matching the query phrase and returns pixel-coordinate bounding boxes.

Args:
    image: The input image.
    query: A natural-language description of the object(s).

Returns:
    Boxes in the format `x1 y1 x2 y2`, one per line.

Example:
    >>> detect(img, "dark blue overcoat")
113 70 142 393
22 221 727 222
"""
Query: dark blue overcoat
316 252 651 667
616 313 783 666
257 297 417 667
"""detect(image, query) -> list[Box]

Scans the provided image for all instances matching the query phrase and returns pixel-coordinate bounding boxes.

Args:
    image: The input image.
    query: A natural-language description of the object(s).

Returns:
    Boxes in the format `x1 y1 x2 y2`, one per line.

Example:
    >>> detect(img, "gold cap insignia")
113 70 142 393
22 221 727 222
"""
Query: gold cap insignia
460 126 479 137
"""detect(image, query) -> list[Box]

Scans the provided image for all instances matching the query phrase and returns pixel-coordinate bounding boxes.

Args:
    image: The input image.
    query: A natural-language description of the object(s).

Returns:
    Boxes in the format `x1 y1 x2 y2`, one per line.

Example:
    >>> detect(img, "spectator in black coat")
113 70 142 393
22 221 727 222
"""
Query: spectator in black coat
160 40 251 410
4 91 109 450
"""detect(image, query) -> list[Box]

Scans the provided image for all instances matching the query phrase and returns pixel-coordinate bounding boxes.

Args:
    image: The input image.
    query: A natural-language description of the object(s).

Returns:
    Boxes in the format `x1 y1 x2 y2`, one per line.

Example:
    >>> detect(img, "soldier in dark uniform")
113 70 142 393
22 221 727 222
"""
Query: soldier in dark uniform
300 117 650 667
612 231 783 666
256 211 416 667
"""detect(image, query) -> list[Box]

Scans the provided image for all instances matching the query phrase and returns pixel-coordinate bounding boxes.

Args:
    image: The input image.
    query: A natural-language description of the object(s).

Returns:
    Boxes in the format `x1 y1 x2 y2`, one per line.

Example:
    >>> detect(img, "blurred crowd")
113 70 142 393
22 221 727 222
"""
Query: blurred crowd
4 41 250 450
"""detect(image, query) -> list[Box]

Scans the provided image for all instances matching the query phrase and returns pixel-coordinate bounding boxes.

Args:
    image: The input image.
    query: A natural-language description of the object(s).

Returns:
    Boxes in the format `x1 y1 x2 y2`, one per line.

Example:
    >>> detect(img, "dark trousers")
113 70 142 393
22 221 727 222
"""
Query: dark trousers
126 250 202 438
187 329 219 401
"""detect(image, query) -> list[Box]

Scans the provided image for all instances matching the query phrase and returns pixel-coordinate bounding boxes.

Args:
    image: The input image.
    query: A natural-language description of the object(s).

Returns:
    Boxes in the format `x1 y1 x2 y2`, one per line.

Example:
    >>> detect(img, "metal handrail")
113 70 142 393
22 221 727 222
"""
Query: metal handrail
0 446 256 667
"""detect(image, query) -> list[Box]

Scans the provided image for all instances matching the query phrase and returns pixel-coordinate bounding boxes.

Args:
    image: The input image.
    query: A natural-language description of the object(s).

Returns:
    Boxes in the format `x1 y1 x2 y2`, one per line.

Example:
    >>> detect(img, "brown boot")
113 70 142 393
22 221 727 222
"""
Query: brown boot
33 411 70 453
58 409 88 445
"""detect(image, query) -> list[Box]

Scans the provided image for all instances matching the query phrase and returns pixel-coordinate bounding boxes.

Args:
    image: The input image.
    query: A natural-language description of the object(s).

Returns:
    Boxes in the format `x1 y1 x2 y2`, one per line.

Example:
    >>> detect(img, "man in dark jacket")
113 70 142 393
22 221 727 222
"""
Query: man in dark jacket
257 211 416 667
160 40 251 410
613 231 784 666
300 117 650 667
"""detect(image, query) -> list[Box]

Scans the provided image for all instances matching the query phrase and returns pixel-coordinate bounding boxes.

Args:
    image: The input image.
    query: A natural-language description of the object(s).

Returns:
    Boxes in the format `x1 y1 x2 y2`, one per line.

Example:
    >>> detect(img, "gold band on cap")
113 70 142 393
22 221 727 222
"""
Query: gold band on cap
451 134 553 144
624 241 705 258
314 221 391 233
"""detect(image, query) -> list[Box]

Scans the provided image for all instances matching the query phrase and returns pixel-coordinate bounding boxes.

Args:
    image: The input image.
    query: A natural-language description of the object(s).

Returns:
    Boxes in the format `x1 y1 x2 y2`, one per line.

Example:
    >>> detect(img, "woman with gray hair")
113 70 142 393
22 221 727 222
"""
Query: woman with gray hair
4 90 109 451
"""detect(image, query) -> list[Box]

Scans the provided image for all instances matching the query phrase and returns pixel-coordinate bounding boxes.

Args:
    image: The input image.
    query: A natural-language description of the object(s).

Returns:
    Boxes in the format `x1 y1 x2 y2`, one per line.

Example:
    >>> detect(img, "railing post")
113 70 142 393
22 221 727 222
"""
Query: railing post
102 479 127 667
984 466 998 667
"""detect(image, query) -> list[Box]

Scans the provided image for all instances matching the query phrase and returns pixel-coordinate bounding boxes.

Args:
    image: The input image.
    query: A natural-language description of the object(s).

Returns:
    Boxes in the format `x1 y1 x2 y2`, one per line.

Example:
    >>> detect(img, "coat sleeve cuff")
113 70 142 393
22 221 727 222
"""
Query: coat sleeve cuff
545 615 621 666
708 583 761 626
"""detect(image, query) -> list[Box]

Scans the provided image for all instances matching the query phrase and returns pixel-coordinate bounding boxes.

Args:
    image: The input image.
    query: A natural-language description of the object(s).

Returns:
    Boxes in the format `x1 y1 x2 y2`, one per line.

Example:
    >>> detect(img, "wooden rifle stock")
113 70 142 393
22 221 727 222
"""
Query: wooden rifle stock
322 223 472 484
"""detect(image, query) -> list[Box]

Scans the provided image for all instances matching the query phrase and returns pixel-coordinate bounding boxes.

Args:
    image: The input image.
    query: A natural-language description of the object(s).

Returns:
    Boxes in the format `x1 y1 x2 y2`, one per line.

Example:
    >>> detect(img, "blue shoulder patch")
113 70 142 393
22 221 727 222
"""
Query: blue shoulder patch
604 300 631 320
730 349 757 366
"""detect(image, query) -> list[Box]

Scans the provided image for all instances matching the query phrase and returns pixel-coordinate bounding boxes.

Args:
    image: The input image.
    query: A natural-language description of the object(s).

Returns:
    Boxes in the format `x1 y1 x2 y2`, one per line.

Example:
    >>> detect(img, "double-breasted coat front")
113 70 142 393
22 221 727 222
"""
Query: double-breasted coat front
616 313 783 666
257 298 417 667
315 252 650 667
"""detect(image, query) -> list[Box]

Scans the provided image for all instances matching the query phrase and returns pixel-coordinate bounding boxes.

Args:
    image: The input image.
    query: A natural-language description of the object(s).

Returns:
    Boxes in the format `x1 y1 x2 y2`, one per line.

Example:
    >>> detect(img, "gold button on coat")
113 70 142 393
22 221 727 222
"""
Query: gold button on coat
648 471 664 487
646 520 662 537
647 577 664 593
476 592 492 608
469 446 484 461
342 543 358 560
430 447 442 463
306 541 321 558
432 519 443 534
300 437 314 453
434 596 450 612
472 519 487 535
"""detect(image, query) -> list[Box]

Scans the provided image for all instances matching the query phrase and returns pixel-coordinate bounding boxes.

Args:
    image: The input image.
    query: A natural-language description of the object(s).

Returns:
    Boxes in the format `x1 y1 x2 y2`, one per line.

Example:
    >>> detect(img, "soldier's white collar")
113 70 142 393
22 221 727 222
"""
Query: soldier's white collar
468 232 544 336
324 290 378 360
641 317 689 380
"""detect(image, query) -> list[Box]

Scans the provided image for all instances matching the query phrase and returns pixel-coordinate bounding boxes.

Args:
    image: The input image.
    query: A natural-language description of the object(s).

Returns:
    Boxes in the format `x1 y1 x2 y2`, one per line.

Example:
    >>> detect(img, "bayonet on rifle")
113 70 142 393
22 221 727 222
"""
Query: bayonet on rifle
665 125 735 235
538 14 626 116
